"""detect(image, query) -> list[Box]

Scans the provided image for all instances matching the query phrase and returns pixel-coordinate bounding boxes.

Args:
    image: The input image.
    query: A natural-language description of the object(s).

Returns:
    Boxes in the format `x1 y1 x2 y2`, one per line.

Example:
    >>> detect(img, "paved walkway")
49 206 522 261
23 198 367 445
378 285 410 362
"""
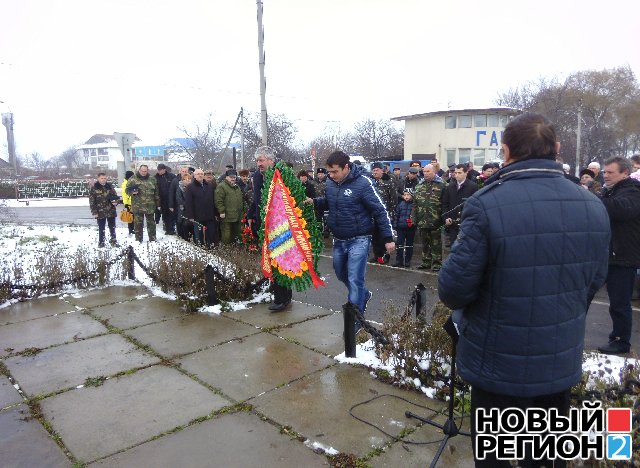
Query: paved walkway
0 286 474 467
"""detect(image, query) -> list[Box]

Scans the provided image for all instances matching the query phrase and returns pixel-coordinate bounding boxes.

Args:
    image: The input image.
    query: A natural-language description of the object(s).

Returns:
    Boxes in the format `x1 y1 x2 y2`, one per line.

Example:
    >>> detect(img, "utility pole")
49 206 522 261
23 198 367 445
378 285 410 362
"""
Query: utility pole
1 111 17 176
240 107 245 169
575 109 582 177
256 0 268 145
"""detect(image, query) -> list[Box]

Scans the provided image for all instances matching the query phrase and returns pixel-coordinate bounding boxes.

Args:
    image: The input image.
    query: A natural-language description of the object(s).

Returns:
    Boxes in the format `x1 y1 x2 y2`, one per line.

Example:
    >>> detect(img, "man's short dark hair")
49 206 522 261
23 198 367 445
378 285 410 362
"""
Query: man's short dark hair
97 172 106 177
502 113 557 161
455 163 468 172
630 154 640 165
604 156 633 176
326 151 350 169
297 170 309 178
481 163 492 172
139 164 148 170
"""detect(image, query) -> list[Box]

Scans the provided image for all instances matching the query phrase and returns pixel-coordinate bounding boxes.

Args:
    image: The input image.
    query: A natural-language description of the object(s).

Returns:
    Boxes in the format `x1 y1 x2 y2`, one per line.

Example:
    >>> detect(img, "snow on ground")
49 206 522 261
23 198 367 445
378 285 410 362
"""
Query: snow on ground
4 197 90 207
0 222 270 311
335 340 638 398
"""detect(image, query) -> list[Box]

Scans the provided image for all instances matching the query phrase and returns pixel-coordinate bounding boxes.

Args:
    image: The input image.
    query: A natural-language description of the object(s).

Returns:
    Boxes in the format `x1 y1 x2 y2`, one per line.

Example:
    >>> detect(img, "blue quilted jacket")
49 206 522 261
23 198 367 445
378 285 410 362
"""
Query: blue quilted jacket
315 164 393 241
438 158 610 397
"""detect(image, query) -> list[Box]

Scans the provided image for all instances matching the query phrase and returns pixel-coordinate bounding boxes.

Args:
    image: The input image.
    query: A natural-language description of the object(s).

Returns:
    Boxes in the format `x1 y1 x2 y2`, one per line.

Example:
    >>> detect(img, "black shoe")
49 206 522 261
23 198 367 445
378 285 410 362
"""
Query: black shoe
268 301 290 312
404 263 411 268
416 264 430 270
431 266 441 272
393 263 403 268
597 338 630 355
166 231 176 236
368 257 378 264
98 242 105 248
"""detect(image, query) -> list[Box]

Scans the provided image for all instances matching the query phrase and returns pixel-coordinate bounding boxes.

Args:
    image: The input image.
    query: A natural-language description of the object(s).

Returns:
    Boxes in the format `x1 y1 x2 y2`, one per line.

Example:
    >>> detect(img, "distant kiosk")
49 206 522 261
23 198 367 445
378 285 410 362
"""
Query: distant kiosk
114 132 136 183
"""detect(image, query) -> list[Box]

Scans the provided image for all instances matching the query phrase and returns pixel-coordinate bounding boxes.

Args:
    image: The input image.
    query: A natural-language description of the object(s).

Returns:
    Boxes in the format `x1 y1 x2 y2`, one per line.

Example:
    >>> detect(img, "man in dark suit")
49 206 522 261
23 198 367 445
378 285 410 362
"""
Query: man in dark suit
441 163 478 247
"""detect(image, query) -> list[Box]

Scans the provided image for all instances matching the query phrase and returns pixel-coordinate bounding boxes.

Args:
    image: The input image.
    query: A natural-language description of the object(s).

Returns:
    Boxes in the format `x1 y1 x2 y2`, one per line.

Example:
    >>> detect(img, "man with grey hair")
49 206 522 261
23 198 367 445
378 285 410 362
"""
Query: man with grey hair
247 146 293 311
597 156 640 355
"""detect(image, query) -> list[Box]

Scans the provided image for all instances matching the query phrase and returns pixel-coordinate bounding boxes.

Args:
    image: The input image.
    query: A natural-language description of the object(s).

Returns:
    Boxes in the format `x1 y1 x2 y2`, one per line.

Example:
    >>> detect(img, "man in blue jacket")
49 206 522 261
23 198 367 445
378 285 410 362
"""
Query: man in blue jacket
313 151 395 327
438 113 610 467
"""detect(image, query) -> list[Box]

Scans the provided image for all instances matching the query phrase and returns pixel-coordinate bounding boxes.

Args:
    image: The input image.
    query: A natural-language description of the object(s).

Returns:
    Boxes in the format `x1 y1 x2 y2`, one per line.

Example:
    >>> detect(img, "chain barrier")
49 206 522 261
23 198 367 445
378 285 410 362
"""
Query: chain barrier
0 247 129 293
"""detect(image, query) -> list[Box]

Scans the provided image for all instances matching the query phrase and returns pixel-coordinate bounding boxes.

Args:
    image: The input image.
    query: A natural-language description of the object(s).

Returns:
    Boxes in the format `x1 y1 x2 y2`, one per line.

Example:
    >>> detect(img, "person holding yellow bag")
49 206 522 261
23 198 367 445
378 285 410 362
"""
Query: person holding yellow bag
120 171 134 235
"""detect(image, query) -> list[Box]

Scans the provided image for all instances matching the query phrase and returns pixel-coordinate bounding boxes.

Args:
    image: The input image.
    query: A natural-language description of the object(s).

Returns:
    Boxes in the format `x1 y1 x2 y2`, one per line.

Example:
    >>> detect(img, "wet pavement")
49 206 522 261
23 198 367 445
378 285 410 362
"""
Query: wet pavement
0 284 637 467
0 286 476 467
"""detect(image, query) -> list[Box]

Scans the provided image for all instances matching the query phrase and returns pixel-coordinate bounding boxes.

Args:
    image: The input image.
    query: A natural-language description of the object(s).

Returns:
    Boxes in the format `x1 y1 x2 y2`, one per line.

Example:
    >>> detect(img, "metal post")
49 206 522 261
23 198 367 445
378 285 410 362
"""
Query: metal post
205 265 218 306
240 107 245 169
256 0 268 145
415 283 426 321
127 246 136 280
2 112 17 176
343 302 357 358
575 110 582 177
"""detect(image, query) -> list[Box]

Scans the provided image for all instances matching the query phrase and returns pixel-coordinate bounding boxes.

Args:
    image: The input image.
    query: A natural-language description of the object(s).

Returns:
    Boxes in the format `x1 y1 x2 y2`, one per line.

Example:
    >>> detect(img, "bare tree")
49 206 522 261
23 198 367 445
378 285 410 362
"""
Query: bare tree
175 113 229 170
25 152 49 173
242 112 298 162
496 66 640 168
352 119 404 161
55 146 81 174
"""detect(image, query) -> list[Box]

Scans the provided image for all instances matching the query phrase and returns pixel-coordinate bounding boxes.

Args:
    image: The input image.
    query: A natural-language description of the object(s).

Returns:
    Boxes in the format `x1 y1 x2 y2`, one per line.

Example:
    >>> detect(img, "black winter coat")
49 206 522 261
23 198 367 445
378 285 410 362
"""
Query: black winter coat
184 179 217 222
438 158 610 397
599 177 640 267
441 179 478 222
156 172 177 207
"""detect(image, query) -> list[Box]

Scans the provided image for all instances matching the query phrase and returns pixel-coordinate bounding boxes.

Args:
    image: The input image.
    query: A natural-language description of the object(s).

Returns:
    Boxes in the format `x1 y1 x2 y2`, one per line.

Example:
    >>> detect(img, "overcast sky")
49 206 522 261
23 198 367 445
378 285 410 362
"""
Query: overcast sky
1 0 639 158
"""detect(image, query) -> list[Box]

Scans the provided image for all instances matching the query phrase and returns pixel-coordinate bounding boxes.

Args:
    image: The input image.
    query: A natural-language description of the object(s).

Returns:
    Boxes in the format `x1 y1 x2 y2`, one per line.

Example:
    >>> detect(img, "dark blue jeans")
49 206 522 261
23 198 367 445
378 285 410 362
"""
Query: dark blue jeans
606 264 636 345
395 227 416 265
333 236 371 314
97 217 116 245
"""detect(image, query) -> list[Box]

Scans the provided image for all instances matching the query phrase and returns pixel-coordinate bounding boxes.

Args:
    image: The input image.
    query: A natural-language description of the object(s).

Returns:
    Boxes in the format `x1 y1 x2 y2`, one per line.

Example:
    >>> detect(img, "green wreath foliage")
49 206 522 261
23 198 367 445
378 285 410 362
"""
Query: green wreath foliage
259 161 324 291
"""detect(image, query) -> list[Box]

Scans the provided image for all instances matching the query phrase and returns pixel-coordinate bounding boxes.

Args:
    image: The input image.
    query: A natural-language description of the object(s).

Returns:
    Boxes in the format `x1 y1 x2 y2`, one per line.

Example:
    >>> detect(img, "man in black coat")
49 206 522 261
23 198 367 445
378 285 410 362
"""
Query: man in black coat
184 168 219 247
247 146 292 312
597 156 640 354
155 163 177 234
441 163 478 247
439 113 610 467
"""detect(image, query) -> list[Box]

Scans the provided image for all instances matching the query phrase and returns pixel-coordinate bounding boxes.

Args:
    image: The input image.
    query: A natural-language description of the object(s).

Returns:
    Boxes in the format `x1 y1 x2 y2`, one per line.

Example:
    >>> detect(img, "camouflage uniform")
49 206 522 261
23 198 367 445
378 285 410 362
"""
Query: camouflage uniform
126 172 161 242
412 176 445 270
89 181 118 246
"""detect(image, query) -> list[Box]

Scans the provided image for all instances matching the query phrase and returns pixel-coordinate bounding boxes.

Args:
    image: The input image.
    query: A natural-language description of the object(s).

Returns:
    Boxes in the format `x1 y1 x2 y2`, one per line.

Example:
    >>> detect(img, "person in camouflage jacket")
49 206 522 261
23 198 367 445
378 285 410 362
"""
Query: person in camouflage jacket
215 169 245 244
89 172 119 247
412 164 445 271
126 165 161 242
370 162 397 263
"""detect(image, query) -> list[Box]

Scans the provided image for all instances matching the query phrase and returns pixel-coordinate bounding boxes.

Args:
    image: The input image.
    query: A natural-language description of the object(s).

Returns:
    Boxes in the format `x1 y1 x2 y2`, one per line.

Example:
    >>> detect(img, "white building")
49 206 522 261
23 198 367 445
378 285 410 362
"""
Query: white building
392 107 520 167
77 134 123 171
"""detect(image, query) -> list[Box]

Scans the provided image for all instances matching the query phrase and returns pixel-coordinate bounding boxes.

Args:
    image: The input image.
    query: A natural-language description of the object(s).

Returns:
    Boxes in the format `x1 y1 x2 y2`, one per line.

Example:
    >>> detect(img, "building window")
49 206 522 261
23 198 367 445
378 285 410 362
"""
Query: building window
474 114 487 127
90 148 97 156
446 149 456 166
459 115 472 128
83 149 90 157
459 149 471 163
98 156 110 162
474 149 485 166
445 116 456 129
487 148 498 161
487 114 499 127
499 115 509 127
98 148 108 155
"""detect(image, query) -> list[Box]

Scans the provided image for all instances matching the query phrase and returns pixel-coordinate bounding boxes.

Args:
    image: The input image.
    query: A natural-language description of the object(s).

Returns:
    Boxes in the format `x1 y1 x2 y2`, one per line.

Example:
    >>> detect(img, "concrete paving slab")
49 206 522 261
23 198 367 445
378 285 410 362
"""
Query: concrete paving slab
5 334 160 396
0 375 22 408
0 313 107 357
90 411 329 467
275 311 345 356
125 314 258 358
370 414 474 468
0 296 77 325
40 365 229 463
178 332 334 401
230 301 333 329
252 365 445 457
0 404 71 468
64 286 149 309
90 296 185 330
